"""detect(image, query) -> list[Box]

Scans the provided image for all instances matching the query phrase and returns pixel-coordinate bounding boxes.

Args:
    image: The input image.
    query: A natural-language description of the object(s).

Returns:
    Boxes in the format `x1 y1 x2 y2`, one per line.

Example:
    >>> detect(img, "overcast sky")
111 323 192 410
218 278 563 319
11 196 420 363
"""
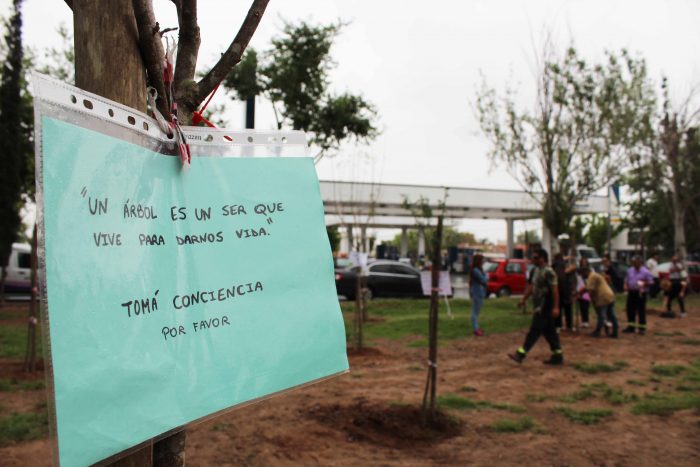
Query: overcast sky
7 0 700 242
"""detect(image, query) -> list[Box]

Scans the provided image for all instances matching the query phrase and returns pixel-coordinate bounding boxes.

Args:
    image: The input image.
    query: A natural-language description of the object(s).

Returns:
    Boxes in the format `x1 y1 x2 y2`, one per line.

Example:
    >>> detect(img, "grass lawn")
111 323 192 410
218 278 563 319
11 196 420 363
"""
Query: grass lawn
341 297 531 346
341 294 696 348
0 323 42 360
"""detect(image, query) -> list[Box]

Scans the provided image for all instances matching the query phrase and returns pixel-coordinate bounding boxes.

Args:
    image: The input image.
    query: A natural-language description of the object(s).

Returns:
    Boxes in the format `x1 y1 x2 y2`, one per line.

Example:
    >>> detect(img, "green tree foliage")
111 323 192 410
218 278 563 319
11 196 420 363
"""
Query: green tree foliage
476 46 656 248
582 214 620 255
326 225 340 252
624 79 700 256
224 20 379 155
390 227 476 256
516 229 541 244
38 23 74 84
224 48 262 101
0 0 31 298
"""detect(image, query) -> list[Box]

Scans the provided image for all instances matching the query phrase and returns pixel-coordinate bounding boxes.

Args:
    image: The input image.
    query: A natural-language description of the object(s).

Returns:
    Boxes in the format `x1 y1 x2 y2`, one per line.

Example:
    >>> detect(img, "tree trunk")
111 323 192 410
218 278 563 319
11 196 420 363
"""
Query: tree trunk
421 216 442 425
353 272 363 351
72 2 175 465
73 0 146 111
0 267 6 307
24 224 38 372
671 190 687 260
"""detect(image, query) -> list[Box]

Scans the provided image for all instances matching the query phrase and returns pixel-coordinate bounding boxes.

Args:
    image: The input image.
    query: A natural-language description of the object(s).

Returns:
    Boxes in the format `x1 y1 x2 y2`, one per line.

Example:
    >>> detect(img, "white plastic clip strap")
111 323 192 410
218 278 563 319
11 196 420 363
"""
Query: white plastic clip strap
147 87 171 135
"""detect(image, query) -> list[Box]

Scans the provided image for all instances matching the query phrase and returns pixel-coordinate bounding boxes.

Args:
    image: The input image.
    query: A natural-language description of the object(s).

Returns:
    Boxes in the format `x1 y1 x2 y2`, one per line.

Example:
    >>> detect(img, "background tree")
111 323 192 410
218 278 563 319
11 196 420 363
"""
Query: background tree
326 226 340 253
401 194 447 425
515 229 541 245
0 0 30 305
656 83 699 260
224 20 379 159
389 227 475 258
624 79 700 258
579 214 622 255
39 23 74 84
476 45 656 254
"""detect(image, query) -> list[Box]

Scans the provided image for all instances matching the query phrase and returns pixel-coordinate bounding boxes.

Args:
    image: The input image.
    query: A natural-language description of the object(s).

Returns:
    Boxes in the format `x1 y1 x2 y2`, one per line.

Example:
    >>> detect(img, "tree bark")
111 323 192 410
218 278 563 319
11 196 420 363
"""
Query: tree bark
153 431 186 467
73 0 146 112
421 216 442 425
0 267 6 307
671 190 687 260
72 2 160 465
24 224 38 372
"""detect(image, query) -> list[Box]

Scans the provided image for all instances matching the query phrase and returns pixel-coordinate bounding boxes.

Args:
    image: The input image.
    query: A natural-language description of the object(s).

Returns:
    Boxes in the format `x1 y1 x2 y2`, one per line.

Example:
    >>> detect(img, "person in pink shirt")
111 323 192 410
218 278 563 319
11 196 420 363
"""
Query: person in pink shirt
623 256 654 335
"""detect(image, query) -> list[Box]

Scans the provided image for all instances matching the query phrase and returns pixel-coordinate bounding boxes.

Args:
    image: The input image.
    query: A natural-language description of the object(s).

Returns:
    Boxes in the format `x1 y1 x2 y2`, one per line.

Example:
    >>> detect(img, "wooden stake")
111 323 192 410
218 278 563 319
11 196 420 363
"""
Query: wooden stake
24 224 38 372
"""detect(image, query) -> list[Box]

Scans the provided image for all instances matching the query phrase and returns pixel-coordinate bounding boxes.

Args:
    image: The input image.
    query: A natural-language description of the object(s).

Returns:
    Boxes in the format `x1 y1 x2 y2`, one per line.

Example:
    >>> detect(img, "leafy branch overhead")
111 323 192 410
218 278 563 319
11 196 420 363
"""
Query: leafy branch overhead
475 45 656 239
224 20 379 153
125 0 269 124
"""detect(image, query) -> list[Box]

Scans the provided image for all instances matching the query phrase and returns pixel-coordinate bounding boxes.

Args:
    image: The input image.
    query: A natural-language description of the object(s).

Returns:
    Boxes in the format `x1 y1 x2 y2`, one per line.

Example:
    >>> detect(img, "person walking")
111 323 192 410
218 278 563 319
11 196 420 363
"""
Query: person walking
576 258 591 328
508 249 563 365
553 252 577 332
661 255 687 318
581 266 618 338
469 254 488 336
623 256 654 335
646 253 660 298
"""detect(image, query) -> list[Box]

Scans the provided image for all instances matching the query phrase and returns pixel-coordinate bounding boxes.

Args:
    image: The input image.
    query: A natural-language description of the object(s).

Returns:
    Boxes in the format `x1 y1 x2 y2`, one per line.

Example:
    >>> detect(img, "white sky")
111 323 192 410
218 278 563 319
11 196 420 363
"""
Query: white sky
8 0 700 242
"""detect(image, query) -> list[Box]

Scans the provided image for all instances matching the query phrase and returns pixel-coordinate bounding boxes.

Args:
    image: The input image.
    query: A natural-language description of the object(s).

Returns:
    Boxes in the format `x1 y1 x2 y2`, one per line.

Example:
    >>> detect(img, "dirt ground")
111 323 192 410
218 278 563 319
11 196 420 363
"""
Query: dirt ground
1 304 699 466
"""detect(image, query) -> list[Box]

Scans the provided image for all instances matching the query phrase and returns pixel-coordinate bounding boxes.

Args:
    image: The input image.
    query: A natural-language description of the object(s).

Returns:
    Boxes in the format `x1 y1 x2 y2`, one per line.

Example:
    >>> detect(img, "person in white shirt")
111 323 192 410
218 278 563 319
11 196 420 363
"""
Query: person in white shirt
646 253 660 298
661 255 687 318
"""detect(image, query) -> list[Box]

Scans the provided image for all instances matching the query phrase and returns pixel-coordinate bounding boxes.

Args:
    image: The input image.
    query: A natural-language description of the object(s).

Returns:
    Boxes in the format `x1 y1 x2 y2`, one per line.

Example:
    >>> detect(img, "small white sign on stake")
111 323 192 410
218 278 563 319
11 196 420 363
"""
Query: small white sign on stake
420 271 454 319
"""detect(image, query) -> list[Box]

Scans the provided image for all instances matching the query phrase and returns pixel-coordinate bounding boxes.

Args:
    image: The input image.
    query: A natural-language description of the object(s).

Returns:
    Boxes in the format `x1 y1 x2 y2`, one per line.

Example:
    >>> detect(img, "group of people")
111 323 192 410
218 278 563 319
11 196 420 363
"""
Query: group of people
467 247 690 366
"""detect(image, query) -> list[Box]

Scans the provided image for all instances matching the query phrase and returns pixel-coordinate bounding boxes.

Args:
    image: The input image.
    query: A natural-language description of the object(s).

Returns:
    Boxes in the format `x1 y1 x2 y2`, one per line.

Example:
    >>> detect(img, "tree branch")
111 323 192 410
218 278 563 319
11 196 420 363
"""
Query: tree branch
132 0 170 119
173 0 200 100
170 0 183 13
196 0 270 104
160 27 179 36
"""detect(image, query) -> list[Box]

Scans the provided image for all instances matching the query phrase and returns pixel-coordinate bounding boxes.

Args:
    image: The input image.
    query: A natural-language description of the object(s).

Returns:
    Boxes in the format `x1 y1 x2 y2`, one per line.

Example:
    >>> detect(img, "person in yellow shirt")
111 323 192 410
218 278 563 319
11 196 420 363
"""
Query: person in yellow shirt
582 267 619 338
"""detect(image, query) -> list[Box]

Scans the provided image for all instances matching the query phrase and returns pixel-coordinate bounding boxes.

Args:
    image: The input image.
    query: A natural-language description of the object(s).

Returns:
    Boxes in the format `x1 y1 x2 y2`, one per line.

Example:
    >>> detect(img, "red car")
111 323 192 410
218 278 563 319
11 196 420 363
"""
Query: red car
657 261 700 292
484 259 529 297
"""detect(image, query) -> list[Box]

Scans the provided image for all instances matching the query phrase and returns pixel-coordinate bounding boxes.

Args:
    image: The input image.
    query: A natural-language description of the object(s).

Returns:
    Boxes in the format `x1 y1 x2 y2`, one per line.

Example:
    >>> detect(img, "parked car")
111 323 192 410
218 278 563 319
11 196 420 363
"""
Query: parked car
576 245 602 270
484 259 529 297
335 260 424 300
5 243 31 293
657 261 700 292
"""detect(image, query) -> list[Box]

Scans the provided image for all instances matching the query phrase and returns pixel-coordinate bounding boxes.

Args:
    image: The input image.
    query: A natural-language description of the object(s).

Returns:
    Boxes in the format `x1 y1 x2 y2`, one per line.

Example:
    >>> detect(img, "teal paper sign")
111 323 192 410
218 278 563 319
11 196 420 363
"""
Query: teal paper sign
40 117 348 466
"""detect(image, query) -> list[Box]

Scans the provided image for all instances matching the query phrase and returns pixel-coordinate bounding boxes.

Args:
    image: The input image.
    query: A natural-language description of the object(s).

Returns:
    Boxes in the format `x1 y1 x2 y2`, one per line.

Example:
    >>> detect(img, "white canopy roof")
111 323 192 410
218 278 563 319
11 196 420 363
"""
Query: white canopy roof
321 180 609 227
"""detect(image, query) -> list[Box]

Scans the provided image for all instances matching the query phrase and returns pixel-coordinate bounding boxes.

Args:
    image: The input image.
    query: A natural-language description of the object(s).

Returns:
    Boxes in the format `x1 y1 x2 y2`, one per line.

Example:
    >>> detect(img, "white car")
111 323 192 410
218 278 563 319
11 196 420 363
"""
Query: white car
576 245 602 269
5 243 31 293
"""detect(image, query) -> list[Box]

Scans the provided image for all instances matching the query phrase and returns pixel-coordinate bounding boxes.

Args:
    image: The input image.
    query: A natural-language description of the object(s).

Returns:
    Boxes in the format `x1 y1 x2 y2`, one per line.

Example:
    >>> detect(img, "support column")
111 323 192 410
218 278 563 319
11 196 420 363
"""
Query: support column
506 219 514 259
339 226 350 255
418 227 426 258
347 225 354 252
541 221 553 257
400 227 408 258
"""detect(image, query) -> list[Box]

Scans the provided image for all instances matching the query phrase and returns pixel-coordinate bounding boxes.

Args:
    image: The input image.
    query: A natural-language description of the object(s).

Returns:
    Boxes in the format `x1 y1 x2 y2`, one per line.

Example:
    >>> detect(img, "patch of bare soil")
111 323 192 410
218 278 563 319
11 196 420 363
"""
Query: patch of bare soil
309 401 461 448
2 303 700 466
346 346 384 358
0 302 35 325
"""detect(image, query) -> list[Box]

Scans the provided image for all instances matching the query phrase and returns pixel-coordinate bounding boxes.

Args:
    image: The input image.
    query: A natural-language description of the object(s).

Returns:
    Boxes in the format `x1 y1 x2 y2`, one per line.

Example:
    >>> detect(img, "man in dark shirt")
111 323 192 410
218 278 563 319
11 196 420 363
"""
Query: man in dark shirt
602 254 621 291
509 248 563 365
553 252 577 331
